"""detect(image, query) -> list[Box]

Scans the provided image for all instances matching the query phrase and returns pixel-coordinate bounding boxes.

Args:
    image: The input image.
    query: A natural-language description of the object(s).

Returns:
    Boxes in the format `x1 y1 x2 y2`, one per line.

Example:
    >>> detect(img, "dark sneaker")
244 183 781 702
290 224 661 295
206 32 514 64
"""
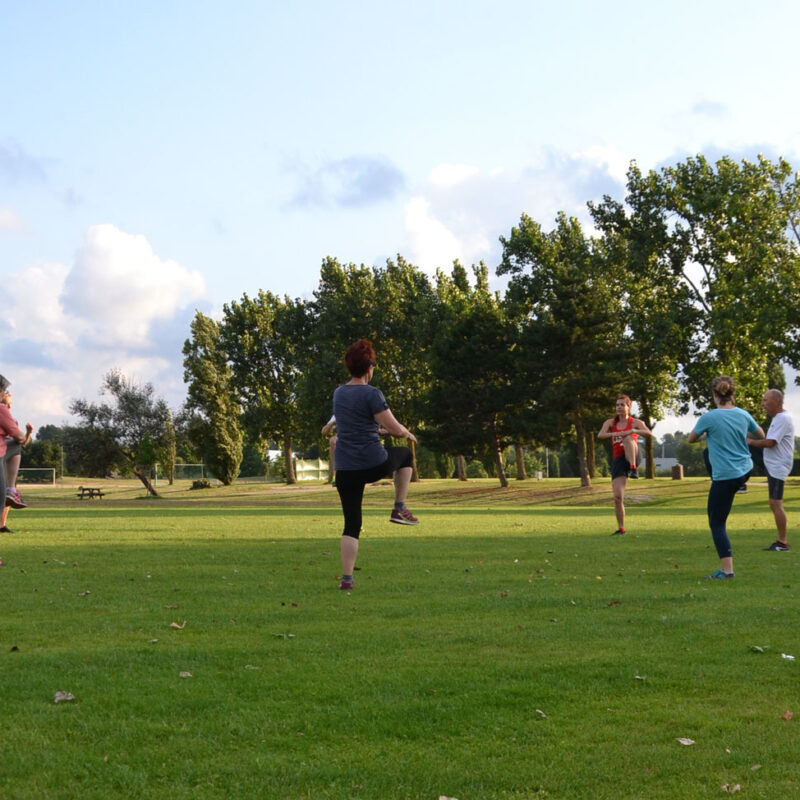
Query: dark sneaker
612 528 625 536
737 484 747 493
628 468 639 479
0 526 11 533
339 579 354 590
707 569 735 579
764 540 790 551
5 488 26 509
390 508 419 525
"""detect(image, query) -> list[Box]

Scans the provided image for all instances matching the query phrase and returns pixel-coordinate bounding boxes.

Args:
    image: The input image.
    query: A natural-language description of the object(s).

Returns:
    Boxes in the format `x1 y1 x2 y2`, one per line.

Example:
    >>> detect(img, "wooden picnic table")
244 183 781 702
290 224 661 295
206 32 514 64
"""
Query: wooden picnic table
77 486 105 499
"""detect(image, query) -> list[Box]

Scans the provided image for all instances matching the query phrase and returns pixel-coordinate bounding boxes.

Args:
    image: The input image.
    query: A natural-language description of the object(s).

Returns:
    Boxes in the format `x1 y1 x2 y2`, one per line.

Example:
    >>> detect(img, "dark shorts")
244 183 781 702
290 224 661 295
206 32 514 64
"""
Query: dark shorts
766 469 785 501
611 454 630 480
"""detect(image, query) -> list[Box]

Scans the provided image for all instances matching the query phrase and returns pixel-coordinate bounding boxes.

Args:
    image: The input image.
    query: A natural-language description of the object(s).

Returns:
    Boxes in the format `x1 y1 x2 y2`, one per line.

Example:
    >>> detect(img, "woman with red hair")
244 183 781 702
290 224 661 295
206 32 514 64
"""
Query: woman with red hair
598 394 652 535
332 339 418 590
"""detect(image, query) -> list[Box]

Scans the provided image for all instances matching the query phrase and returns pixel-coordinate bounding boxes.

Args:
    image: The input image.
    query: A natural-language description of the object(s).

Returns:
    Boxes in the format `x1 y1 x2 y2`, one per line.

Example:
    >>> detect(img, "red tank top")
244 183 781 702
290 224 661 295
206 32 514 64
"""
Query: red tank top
611 417 637 459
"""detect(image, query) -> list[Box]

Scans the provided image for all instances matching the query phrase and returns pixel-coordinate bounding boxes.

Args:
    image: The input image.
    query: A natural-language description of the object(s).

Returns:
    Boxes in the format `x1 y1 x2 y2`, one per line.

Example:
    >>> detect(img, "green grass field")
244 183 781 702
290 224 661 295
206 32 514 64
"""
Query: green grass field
1 477 798 799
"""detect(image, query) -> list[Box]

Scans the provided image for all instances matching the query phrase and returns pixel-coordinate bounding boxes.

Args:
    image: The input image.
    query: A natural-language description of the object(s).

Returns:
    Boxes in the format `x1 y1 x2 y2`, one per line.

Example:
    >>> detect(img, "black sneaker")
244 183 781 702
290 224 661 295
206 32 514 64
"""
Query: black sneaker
628 468 639 479
612 528 625 536
764 540 790 551
0 526 12 533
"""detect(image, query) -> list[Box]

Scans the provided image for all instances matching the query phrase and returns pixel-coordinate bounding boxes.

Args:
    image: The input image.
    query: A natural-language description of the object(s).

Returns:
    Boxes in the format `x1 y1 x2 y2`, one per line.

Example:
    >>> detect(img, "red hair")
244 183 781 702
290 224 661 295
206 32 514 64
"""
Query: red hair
344 339 376 377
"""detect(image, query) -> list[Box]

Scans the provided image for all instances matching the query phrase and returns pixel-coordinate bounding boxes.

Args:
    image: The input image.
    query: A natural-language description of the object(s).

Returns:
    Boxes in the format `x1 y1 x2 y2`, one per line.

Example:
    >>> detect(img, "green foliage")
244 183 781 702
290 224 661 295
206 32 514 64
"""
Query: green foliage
21 439 62 474
499 213 624 486
182 312 244 485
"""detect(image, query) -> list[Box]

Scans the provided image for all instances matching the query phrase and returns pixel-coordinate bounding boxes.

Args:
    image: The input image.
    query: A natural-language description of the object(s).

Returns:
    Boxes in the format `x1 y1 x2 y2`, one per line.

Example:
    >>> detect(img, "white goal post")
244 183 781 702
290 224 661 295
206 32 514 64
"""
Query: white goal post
17 467 57 485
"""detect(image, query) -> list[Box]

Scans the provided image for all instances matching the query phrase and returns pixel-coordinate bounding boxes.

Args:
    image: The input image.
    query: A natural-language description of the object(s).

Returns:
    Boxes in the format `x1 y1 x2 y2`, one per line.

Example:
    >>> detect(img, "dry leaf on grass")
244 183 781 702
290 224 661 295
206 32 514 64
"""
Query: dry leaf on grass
634 675 647 681
54 691 75 703
534 709 547 718
781 653 795 660
170 620 187 630
78 590 91 597
676 737 695 746
782 710 793 720
721 783 741 794
179 671 192 678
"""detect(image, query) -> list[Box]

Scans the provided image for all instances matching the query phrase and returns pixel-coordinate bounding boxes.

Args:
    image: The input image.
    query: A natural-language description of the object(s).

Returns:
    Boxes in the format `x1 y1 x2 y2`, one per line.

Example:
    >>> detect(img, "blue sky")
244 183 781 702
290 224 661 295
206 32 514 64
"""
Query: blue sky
3 0 800 431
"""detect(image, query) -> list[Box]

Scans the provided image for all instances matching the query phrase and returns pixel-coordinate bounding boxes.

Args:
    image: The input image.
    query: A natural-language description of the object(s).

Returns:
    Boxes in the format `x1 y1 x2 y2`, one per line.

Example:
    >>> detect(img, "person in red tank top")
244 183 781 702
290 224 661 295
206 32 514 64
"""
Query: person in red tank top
598 394 652 535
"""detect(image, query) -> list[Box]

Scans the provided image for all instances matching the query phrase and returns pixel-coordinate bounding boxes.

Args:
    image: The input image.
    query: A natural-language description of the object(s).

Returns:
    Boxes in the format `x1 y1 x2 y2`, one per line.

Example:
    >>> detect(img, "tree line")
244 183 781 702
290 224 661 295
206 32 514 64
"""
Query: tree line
24 154 800 490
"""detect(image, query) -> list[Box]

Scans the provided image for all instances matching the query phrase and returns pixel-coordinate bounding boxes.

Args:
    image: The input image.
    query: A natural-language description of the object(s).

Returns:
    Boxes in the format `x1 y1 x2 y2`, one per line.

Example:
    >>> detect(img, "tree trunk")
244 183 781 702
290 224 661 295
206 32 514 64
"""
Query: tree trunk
574 415 592 488
585 431 596 479
409 438 419 482
456 455 467 481
644 418 656 478
133 465 159 496
328 436 336 483
493 425 508 488
283 432 297 484
515 442 527 480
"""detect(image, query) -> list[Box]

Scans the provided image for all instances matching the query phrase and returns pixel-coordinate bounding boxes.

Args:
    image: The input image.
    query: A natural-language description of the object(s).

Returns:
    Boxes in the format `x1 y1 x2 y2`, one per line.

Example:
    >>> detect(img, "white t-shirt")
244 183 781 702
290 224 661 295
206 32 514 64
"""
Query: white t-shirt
763 410 796 480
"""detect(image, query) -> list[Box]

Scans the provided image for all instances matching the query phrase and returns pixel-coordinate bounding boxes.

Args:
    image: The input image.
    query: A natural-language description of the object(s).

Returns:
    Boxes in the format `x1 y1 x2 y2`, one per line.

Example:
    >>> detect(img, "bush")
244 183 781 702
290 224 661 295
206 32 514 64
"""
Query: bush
465 459 488 478
190 479 212 490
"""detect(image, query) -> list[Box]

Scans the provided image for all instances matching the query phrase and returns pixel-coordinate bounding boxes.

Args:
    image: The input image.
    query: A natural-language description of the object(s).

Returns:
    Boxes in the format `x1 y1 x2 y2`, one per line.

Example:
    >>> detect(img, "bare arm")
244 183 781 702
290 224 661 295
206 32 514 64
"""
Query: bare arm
687 429 700 444
321 419 336 437
374 408 417 443
597 419 615 439
746 428 770 447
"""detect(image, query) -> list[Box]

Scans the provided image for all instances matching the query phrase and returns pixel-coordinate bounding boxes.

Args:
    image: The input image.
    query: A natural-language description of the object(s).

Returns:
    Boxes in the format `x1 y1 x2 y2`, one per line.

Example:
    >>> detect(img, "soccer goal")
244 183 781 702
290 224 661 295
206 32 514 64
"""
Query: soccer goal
18 467 57 485
154 463 208 482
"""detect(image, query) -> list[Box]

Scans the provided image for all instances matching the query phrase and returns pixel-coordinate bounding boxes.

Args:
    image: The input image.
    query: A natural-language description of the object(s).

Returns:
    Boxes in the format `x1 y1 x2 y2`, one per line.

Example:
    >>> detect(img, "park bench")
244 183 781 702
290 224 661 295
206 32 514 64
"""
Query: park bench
77 486 105 499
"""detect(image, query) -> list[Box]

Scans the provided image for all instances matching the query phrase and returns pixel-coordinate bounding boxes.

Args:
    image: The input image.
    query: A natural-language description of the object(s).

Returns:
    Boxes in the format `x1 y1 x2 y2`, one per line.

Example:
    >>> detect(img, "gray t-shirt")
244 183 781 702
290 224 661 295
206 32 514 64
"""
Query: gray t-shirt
332 384 389 470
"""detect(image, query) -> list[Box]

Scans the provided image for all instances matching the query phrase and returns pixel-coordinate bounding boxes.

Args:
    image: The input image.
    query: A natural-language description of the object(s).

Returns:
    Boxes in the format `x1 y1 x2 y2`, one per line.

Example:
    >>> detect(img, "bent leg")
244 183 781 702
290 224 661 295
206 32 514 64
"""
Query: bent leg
622 436 638 469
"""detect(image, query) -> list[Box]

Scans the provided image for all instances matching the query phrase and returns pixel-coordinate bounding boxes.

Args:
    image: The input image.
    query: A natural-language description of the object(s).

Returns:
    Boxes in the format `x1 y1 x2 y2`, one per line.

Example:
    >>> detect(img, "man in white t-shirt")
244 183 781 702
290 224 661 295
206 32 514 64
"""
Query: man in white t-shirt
748 389 796 551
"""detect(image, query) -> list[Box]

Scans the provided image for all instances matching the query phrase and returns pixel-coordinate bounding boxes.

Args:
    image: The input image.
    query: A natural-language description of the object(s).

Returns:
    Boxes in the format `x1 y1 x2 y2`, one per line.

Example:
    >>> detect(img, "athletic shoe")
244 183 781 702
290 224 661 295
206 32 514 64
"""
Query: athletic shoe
0 526 11 533
736 484 747 493
764 540 790 551
390 508 419 525
611 528 625 536
707 569 735 579
339 579 354 590
5 488 26 509
628 468 639 479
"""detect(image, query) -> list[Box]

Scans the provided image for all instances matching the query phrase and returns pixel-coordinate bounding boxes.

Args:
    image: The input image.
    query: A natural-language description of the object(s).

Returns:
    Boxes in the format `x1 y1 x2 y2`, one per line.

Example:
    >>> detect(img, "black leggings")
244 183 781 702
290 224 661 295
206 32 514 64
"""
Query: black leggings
335 447 413 538
707 472 750 558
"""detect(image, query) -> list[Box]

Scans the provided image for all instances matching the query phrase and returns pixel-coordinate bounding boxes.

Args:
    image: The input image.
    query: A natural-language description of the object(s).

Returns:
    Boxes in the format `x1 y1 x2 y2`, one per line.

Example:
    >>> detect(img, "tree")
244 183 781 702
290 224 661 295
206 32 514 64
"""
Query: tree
70 370 173 495
220 292 308 484
655 155 799 410
589 163 697 476
499 213 625 487
425 262 517 487
182 312 244 485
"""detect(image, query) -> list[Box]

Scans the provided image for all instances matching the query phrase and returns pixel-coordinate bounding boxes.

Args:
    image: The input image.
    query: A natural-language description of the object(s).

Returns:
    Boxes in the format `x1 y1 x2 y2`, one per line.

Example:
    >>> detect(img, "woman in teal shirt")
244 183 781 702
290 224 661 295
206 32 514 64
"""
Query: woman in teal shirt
688 376 764 578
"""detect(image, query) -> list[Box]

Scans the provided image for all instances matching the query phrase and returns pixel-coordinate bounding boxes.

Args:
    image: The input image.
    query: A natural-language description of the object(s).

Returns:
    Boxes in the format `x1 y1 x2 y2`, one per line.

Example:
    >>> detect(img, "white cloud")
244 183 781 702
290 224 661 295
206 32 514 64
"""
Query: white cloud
572 145 632 186
3 225 208 425
403 153 628 275
61 224 207 347
0 207 26 232
429 163 480 188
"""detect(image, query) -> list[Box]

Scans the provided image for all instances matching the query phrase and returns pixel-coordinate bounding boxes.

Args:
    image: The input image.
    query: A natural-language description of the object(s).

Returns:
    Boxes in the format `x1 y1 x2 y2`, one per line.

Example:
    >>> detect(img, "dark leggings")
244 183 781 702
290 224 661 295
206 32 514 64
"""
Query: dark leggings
707 472 750 558
335 447 413 538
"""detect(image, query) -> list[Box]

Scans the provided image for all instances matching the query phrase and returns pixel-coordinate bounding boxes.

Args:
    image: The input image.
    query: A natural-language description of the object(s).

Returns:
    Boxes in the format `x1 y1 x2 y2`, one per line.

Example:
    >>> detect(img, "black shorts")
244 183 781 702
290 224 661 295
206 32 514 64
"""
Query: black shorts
611 454 630 480
766 469 785 501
